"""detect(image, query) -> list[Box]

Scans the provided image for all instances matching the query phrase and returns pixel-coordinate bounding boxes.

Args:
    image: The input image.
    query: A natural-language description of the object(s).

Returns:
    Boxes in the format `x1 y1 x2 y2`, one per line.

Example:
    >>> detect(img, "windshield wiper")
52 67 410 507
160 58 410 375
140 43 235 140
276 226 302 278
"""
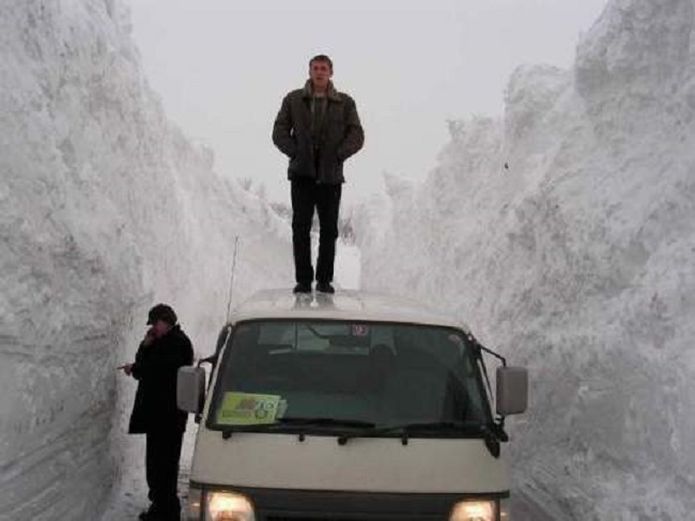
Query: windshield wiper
337 421 484 446
278 417 376 428
221 417 375 440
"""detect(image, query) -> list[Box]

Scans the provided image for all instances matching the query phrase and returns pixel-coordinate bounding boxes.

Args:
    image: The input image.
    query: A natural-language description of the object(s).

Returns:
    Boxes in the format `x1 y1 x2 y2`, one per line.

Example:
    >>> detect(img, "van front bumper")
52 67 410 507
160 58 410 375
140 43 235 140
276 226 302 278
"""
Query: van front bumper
188 482 510 520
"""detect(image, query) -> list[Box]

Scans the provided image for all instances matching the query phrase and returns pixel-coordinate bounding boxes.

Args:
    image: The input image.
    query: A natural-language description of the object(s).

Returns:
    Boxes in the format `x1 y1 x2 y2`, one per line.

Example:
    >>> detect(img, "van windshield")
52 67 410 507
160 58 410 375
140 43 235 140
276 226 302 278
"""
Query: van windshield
208 320 492 436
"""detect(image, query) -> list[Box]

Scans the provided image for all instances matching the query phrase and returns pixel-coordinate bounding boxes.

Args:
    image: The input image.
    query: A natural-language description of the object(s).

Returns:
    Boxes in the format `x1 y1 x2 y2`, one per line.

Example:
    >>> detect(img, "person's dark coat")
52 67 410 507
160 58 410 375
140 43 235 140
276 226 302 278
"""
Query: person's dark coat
272 80 364 185
128 325 194 434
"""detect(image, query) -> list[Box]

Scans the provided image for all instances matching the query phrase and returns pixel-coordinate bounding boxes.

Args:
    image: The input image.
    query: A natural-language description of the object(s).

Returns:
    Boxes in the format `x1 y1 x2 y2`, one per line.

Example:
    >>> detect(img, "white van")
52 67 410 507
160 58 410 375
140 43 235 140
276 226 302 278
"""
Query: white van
178 289 528 521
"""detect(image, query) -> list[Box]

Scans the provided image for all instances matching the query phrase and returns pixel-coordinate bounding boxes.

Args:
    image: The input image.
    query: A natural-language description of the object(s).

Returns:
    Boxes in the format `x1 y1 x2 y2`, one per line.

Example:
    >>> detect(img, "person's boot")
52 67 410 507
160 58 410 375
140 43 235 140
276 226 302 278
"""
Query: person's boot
159 509 180 521
316 281 335 294
293 282 312 294
138 506 162 520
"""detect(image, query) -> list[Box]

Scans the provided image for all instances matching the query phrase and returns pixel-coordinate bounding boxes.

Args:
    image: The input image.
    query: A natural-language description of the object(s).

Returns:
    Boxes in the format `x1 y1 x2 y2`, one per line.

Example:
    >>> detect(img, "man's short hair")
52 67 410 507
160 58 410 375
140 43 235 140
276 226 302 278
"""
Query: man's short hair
309 54 333 71
147 303 177 326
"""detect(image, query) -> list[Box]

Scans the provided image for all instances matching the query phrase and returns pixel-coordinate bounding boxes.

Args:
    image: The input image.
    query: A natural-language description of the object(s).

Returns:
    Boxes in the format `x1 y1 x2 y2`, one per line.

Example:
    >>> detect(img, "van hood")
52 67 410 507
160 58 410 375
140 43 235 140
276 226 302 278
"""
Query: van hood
190 429 510 493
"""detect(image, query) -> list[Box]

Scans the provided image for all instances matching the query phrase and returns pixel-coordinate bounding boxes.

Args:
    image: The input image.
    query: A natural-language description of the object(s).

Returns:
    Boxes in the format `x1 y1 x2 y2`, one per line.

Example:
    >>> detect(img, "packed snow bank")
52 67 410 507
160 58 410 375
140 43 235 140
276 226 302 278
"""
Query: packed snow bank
0 1 291 519
356 0 695 518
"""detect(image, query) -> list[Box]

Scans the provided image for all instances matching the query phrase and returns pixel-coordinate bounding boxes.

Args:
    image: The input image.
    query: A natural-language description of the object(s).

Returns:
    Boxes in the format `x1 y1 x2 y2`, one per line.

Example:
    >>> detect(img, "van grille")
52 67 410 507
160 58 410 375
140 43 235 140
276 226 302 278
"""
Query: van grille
193 484 500 521
261 515 422 521
262 513 439 520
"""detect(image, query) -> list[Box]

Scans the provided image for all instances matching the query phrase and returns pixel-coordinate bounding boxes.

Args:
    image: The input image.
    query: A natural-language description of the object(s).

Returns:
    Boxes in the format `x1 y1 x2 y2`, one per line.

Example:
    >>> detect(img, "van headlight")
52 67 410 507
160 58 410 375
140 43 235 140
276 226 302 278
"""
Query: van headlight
449 500 496 521
206 491 255 521
500 498 510 520
186 486 203 521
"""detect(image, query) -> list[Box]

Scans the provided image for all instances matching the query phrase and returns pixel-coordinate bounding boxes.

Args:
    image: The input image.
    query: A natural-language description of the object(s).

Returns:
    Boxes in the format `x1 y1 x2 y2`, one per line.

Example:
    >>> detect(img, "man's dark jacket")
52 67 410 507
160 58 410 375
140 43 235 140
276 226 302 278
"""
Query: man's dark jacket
272 80 364 184
128 325 193 434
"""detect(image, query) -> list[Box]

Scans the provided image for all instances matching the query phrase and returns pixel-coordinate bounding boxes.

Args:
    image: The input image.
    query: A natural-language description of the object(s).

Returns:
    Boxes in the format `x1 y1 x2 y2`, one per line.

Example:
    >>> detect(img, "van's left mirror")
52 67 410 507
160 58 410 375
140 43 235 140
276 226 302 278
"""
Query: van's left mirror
496 366 528 416
177 366 206 414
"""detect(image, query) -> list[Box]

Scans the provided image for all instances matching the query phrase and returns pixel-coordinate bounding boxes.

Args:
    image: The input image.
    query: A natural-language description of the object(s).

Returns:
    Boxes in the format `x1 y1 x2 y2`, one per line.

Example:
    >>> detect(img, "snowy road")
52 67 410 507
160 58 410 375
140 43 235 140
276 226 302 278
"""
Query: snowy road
100 423 196 521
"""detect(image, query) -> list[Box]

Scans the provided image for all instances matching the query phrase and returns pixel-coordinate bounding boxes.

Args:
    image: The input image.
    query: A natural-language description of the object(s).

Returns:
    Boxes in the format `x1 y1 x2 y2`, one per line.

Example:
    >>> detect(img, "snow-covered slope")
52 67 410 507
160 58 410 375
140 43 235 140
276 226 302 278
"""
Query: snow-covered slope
356 0 695 518
0 1 291 519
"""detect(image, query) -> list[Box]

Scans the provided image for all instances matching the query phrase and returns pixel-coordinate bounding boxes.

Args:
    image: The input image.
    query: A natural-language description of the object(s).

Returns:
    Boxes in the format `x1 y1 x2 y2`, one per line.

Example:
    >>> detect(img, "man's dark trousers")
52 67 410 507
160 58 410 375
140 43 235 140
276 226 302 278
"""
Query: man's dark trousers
145 429 185 518
291 177 342 285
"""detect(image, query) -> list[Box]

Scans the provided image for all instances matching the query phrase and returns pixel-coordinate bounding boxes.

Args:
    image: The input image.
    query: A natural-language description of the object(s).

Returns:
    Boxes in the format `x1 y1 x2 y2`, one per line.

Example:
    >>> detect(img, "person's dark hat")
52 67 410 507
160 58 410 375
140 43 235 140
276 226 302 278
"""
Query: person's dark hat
146 303 177 325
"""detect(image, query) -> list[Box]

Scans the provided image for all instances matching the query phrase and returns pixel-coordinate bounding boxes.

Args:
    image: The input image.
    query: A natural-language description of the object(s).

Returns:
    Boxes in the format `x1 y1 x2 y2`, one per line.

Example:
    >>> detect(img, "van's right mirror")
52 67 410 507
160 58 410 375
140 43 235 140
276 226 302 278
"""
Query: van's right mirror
177 366 206 414
496 366 528 415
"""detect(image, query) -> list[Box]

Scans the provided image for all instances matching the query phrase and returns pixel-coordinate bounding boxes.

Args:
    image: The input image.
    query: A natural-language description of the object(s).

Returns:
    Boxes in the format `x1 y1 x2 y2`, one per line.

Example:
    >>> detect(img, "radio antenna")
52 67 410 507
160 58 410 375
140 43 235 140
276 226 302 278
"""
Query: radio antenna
225 236 240 322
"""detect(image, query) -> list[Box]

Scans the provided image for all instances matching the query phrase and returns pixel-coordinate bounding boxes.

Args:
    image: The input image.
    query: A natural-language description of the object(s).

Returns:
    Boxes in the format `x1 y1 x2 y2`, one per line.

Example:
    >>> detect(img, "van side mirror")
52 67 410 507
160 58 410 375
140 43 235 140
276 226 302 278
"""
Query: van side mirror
177 366 206 415
496 366 528 415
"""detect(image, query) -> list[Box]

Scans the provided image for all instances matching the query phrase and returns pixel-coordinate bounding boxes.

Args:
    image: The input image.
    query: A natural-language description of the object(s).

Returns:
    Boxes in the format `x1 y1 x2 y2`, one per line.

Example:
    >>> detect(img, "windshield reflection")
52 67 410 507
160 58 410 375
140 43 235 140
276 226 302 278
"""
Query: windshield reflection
209 320 491 437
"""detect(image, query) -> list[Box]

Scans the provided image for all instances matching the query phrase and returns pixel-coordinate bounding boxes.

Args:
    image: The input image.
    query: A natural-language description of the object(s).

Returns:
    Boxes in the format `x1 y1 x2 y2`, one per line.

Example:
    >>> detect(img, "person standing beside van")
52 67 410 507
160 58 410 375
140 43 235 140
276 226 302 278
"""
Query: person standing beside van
272 54 364 295
120 304 193 521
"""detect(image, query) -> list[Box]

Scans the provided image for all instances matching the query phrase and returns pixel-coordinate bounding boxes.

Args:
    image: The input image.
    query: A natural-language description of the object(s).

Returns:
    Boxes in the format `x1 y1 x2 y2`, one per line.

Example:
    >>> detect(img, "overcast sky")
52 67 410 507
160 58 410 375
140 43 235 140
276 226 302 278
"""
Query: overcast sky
130 0 607 204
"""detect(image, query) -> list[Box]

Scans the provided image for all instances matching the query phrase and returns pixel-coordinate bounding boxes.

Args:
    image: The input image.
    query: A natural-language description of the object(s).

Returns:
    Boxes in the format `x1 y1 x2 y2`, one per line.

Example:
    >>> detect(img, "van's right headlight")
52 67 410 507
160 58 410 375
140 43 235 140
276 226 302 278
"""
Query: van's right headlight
206 491 256 521
186 486 202 521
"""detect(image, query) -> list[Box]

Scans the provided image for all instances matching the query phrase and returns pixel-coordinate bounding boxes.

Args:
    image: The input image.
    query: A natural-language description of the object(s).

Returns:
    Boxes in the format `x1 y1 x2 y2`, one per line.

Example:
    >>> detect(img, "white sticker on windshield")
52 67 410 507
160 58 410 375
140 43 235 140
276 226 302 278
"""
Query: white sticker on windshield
217 392 281 425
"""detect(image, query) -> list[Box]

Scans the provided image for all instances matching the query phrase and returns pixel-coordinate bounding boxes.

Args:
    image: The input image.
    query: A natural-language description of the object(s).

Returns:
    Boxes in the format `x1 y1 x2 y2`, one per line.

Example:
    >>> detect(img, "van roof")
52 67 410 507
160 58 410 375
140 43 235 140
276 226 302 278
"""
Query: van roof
229 289 468 331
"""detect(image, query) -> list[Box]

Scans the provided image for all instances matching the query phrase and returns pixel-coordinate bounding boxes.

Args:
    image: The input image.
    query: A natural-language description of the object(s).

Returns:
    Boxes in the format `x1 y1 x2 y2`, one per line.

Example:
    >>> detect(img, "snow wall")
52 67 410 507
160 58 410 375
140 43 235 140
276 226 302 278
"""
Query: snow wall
0 1 291 519
356 0 695 518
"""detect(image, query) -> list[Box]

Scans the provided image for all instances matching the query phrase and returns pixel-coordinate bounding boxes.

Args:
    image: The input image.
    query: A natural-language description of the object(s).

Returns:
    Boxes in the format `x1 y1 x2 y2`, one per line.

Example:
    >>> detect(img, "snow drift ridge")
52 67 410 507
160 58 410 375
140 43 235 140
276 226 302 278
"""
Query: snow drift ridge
0 1 290 519
357 0 695 518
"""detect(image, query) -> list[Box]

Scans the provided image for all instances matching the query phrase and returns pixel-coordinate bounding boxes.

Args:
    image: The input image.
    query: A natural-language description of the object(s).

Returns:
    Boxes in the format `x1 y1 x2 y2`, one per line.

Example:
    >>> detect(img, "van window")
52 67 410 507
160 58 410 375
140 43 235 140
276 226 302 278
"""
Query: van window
208 320 491 435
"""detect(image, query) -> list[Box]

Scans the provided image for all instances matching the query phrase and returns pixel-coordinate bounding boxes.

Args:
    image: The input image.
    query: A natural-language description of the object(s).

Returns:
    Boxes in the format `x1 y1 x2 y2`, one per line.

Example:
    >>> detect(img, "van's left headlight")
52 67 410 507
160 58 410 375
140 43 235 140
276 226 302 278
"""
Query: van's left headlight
206 491 256 521
500 498 510 520
450 500 496 521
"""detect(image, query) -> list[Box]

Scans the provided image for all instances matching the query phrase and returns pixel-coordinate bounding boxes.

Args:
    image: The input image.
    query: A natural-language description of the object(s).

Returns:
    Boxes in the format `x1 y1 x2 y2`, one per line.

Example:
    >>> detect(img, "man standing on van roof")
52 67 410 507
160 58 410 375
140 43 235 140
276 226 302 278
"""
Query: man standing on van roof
272 54 364 295
120 304 193 521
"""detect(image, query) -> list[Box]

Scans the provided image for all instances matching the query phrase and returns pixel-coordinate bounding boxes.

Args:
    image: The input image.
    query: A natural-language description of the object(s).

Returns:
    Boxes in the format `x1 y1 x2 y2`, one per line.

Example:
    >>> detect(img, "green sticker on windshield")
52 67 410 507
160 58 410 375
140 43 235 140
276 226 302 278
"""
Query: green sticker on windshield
217 392 281 426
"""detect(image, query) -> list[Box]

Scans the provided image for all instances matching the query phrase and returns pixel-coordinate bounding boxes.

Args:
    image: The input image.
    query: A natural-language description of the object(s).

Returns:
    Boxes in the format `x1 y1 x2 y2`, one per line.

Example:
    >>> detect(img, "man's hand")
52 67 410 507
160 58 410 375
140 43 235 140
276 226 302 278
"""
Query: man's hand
142 327 156 346
117 363 134 376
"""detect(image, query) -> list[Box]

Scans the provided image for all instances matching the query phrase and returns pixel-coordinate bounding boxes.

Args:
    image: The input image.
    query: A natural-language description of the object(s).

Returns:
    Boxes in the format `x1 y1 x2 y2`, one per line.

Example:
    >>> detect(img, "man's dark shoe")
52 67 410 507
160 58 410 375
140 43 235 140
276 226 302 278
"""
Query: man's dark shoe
293 282 312 294
138 509 160 521
139 506 179 521
316 282 335 294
